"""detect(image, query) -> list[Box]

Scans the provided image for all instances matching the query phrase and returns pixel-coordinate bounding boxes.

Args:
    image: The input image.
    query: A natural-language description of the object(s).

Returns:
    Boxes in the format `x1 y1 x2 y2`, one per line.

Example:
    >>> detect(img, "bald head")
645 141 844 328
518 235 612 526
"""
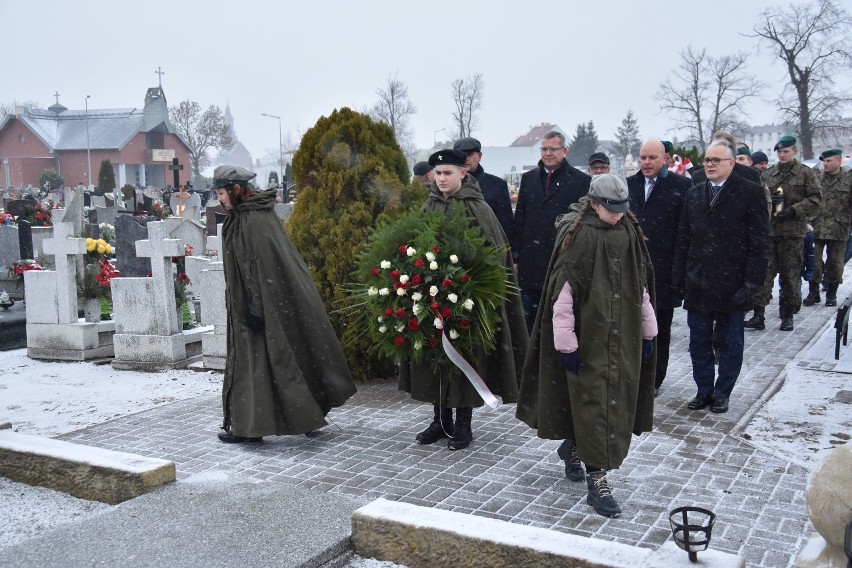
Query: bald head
639 140 667 178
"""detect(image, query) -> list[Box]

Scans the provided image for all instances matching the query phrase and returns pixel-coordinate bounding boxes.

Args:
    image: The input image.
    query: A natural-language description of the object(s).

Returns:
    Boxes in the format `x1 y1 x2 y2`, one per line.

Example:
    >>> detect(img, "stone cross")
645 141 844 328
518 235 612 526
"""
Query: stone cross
135 220 184 333
42 221 86 324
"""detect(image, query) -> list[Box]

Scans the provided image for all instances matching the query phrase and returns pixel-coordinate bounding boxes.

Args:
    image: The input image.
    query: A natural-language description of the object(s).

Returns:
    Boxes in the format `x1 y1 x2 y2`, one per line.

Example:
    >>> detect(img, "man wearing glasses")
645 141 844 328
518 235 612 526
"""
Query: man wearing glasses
673 140 770 414
512 131 591 332
588 152 611 175
746 136 822 331
627 139 692 395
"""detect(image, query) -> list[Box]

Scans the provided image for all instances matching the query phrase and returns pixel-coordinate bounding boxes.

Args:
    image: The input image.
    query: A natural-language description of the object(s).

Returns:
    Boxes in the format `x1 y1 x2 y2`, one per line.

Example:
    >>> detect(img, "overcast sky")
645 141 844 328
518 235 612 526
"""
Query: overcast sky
5 0 848 165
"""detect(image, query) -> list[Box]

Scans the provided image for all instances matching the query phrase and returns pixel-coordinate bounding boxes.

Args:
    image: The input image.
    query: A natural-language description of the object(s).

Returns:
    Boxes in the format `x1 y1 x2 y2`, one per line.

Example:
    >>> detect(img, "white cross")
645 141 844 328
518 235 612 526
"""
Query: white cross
135 221 185 334
42 221 87 324
438 155 443 161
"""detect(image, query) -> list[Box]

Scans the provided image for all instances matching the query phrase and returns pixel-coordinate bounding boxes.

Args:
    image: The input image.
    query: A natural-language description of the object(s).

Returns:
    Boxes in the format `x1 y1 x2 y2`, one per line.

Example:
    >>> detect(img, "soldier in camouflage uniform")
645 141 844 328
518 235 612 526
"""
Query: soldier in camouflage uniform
803 149 852 308
745 136 822 331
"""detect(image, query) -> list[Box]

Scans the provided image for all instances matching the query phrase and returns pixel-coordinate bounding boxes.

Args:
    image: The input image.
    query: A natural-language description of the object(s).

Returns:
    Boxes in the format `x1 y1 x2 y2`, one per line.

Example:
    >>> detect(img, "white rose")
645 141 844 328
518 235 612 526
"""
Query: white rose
412 302 421 315
380 260 391 269
412 292 423 301
433 318 444 329
449 329 459 339
463 299 474 311
414 341 422 350
429 261 438 270
406 247 417 257
377 316 384 323
396 324 405 332
399 274 409 284
379 325 387 333
429 286 439 296
379 288 390 296
448 293 458 304
450 254 459 264
367 287 379 296
426 252 436 262
396 287 407 296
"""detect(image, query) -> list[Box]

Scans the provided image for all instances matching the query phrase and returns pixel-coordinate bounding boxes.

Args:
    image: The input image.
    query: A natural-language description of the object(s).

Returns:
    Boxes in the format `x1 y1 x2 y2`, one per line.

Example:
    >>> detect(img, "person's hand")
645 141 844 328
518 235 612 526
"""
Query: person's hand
246 304 264 330
560 351 579 374
642 339 654 363
776 207 795 220
770 193 784 205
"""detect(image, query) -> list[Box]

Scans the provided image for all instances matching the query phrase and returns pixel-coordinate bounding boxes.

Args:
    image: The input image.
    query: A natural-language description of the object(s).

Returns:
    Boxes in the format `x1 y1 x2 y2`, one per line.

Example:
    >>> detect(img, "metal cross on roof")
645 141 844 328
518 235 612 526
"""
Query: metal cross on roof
155 66 165 87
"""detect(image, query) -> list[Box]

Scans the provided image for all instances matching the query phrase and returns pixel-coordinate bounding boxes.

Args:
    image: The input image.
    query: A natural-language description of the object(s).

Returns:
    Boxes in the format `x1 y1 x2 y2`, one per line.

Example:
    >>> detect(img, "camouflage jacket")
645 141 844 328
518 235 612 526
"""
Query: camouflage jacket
761 161 822 237
813 169 852 241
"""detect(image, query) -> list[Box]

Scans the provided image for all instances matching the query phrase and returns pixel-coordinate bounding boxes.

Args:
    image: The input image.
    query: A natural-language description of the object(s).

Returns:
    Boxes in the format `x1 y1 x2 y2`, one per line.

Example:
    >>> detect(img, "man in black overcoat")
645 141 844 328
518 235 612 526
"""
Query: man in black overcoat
454 137 514 244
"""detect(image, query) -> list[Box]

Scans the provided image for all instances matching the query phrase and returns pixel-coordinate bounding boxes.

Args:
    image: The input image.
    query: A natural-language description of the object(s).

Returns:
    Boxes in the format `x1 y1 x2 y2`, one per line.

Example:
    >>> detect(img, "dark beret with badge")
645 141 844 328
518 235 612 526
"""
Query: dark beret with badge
773 135 797 151
210 165 257 189
819 149 842 161
429 149 467 167
453 137 482 153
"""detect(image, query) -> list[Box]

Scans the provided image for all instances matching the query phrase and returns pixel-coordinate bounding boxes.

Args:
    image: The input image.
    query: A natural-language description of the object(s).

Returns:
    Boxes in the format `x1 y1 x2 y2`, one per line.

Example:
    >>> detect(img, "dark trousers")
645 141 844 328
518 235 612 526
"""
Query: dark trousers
655 308 674 388
687 310 745 400
521 288 542 334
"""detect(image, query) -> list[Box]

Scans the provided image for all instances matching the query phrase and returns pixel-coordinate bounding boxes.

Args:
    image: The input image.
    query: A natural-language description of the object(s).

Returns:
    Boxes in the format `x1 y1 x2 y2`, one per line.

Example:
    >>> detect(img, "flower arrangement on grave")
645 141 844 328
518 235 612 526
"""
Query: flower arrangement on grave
76 260 118 300
98 223 115 244
174 273 192 306
346 205 510 367
151 201 167 220
16 200 53 227
85 238 112 262
0 212 14 225
9 259 45 281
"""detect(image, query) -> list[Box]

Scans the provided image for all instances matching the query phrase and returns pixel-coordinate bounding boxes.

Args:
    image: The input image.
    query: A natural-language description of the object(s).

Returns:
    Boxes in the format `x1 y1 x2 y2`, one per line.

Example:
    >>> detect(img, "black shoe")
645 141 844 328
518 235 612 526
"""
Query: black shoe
710 398 729 413
416 405 453 444
825 284 838 307
802 290 821 306
556 440 585 482
586 471 622 518
217 431 262 444
780 316 794 331
744 311 765 330
687 393 714 410
447 407 472 450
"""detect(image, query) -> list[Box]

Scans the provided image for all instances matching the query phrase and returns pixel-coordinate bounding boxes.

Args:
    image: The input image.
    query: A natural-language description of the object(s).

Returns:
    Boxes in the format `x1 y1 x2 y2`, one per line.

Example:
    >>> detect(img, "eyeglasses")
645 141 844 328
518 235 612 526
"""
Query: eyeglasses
540 146 565 153
702 157 733 165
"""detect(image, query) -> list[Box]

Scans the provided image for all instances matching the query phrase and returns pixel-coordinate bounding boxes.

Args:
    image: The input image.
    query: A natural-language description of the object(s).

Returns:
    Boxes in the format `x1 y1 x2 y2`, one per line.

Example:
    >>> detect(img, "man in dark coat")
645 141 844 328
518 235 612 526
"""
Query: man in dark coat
512 131 591 332
454 137 514 244
672 141 770 414
691 134 763 186
399 149 528 451
627 139 692 393
211 165 357 443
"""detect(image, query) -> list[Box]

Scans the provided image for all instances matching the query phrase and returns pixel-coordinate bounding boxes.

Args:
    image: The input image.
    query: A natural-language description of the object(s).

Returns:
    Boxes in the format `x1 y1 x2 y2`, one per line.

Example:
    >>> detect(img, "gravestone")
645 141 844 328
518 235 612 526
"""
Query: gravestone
181 192 202 221
206 223 224 260
84 223 100 240
143 195 153 214
105 194 114 207
5 199 29 218
200 261 226 370
115 215 151 277
163 217 206 257
17 220 34 260
41 221 86 324
0 225 19 271
83 192 91 208
90 195 107 209
205 205 225 235
95 205 117 226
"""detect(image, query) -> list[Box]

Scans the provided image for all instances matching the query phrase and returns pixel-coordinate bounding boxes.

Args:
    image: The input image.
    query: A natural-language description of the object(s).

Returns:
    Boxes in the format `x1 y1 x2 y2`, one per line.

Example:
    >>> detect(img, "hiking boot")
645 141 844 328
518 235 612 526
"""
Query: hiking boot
416 405 453 444
447 407 473 450
825 284 838 307
802 282 821 306
586 470 622 518
744 308 765 330
217 431 262 444
780 309 794 331
556 439 584 482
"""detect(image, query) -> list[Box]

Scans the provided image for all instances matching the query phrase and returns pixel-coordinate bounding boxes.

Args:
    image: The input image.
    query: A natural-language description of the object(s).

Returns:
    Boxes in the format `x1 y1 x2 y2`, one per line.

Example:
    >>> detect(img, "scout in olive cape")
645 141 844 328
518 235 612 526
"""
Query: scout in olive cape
399 149 528 450
211 165 356 443
516 174 657 518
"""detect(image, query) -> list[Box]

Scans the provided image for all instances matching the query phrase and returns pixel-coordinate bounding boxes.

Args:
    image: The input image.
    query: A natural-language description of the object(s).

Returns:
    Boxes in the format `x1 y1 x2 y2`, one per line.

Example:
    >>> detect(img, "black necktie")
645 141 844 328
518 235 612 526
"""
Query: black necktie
712 185 722 195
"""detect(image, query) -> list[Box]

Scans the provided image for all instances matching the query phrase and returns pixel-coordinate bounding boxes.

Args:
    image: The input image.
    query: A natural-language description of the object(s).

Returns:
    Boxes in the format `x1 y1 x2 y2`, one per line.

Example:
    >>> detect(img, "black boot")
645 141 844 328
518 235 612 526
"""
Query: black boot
802 282 821 306
744 307 765 330
447 407 473 450
780 308 794 331
586 470 622 518
825 284 838 307
416 405 454 444
556 439 584 482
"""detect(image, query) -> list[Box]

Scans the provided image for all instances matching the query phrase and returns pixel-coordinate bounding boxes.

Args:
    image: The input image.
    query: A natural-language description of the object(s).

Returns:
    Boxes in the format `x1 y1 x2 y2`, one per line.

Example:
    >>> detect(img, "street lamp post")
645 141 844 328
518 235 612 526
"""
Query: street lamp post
260 113 284 199
85 95 92 187
433 128 446 146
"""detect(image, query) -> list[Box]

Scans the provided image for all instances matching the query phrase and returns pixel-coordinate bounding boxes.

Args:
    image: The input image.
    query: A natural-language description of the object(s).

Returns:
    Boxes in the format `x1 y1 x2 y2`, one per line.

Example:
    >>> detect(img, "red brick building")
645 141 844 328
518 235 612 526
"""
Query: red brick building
0 87 191 190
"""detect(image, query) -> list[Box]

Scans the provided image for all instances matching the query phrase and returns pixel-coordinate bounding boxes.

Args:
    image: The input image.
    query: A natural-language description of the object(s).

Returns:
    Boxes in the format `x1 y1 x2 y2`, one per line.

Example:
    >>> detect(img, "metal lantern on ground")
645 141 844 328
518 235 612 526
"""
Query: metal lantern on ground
669 506 716 563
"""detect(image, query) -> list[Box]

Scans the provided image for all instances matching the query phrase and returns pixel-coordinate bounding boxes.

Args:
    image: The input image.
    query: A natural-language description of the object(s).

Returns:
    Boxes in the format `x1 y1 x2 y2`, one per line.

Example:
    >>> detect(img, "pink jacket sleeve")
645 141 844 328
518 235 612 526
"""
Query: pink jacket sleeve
553 282 578 353
642 287 658 339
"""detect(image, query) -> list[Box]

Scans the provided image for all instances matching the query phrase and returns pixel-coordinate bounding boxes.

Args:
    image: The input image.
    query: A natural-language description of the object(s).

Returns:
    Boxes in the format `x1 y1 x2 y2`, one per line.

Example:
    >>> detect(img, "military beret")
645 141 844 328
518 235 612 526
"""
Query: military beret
210 165 257 189
662 141 674 154
752 151 769 164
588 152 610 165
453 137 482 152
819 148 842 161
588 174 630 213
774 135 797 151
737 146 752 157
413 161 433 176
428 149 467 167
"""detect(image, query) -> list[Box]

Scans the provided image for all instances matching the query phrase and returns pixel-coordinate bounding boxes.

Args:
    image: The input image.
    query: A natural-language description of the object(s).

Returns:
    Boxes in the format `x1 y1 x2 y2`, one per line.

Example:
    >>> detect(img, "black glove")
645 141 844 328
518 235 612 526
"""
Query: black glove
642 339 654 363
777 207 795 220
246 303 264 330
732 287 748 305
560 351 579 374
770 193 784 205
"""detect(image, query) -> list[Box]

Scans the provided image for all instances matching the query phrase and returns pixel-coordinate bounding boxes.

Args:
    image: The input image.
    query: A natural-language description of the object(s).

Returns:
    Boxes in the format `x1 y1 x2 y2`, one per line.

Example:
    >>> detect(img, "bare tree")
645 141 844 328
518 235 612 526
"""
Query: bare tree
657 47 764 153
1 99 43 119
370 74 417 163
749 0 852 159
450 74 484 139
168 100 235 176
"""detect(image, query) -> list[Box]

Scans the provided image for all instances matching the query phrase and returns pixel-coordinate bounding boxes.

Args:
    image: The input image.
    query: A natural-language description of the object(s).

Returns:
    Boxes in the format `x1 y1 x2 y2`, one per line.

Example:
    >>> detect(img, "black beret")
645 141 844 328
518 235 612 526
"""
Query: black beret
413 161 432 176
428 149 467 167
588 152 610 165
751 151 769 164
453 137 482 152
819 149 842 161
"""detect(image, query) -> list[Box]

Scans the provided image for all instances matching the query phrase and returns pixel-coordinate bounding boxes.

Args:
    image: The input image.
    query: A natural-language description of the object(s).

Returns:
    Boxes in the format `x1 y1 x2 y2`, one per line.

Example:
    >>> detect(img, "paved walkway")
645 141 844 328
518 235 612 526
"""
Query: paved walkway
56 283 848 568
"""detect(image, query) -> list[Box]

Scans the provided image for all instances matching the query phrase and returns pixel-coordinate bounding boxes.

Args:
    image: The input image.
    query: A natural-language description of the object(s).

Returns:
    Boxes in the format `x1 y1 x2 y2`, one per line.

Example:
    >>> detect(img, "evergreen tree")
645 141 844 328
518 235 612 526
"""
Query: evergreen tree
613 109 642 159
97 159 116 193
288 107 427 380
39 168 64 191
567 121 599 166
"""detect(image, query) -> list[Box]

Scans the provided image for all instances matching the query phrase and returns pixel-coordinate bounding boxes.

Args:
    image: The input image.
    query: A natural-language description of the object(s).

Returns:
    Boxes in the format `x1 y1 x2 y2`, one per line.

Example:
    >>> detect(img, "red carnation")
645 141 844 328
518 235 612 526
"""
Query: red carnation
394 335 405 347
461 274 471 283
433 245 440 253
442 279 452 288
395 308 406 319
384 308 394 318
399 245 408 254
441 307 451 319
389 270 400 280
393 281 402 289
407 318 419 331
430 301 440 312
428 338 439 348
414 258 425 268
411 274 422 286
459 319 471 330
372 267 381 276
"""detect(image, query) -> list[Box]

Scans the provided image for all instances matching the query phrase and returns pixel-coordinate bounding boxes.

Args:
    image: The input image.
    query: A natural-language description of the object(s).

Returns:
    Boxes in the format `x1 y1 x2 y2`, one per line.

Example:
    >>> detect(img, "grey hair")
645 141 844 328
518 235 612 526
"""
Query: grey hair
543 131 566 146
708 139 736 160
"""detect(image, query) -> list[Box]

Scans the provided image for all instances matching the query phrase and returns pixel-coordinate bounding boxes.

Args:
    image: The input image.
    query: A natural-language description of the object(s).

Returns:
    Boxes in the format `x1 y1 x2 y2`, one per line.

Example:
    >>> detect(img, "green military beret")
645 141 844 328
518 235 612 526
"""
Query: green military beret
773 135 796 151
819 148 842 161
662 141 673 154
737 146 751 157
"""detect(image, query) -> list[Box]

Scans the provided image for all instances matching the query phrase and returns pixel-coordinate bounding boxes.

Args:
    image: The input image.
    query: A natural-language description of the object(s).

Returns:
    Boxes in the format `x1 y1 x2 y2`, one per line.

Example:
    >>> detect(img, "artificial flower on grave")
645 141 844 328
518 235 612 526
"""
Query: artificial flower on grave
9 259 45 281
77 260 118 300
174 273 192 306
85 238 113 261
345 204 511 367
